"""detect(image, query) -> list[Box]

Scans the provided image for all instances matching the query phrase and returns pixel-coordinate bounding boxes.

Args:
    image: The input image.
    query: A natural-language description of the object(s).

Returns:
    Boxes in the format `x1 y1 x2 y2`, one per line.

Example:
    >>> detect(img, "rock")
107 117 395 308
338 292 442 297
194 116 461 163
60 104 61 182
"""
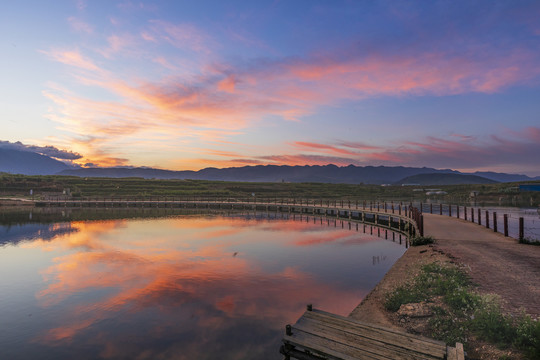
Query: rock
397 302 433 318
409 322 428 334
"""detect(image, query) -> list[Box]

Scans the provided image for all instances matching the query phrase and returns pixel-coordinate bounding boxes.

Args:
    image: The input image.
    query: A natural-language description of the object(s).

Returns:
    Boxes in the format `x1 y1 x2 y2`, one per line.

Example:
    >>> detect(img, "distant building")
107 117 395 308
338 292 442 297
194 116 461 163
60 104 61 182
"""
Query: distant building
519 184 540 192
426 191 448 196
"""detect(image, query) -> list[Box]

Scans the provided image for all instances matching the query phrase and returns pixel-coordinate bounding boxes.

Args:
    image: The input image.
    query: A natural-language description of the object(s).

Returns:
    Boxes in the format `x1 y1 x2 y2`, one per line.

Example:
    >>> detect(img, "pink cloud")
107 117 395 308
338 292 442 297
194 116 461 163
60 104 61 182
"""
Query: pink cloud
217 75 236 93
42 13 540 171
257 154 359 167
67 17 93 34
188 127 540 174
147 20 213 54
291 141 358 156
339 142 382 151
43 49 100 71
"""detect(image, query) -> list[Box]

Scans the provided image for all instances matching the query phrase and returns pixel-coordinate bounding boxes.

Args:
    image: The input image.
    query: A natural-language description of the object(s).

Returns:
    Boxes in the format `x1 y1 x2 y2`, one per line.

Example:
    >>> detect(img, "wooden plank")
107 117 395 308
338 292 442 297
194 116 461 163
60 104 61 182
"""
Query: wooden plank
307 308 446 350
284 329 387 360
446 346 457 360
455 343 465 360
302 310 446 358
312 309 445 346
296 316 443 359
293 318 440 360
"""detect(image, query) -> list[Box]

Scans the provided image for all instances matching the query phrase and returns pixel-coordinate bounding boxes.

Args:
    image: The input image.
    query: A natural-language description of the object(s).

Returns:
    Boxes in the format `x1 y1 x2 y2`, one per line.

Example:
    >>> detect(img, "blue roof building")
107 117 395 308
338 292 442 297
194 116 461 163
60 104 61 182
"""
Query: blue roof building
519 184 540 192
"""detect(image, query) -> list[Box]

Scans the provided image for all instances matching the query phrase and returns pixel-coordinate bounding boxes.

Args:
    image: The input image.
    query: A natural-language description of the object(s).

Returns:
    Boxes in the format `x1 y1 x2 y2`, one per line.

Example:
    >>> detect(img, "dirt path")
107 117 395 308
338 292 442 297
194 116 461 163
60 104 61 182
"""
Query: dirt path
423 213 540 319
349 214 540 359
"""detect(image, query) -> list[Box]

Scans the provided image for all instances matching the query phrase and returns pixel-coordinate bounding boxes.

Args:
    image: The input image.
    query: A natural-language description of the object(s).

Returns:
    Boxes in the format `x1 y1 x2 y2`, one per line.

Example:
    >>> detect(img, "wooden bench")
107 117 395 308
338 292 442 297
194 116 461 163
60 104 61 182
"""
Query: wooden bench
281 307 464 360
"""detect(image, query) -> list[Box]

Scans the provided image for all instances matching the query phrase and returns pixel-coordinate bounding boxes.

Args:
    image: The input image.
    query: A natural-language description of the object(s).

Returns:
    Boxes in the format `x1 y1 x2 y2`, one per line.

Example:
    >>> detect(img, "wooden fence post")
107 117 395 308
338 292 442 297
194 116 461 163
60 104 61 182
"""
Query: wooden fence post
430 203 433 214
504 214 509 237
519 217 524 241
471 208 474 222
493 212 497 233
478 208 481 225
440 204 442 215
486 210 490 229
449 205 452 217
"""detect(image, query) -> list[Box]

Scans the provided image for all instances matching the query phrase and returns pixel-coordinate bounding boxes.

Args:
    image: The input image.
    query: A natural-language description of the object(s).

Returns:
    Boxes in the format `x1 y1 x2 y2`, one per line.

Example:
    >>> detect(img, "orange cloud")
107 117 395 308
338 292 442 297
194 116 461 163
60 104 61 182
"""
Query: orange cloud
44 49 100 71
292 141 358 156
217 75 236 93
42 20 540 169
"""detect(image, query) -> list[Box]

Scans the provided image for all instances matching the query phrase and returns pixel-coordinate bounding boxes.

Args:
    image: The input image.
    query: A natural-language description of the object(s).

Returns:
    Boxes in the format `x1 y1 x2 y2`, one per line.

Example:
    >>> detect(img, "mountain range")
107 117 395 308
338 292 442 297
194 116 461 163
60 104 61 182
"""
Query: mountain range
1 148 539 184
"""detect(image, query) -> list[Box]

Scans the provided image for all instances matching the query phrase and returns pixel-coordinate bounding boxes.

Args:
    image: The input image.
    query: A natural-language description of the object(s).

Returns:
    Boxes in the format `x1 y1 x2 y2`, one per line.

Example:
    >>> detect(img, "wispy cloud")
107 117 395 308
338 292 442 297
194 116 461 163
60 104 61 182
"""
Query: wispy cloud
67 17 93 34
42 49 100 71
40 2 540 171
248 128 540 173
291 141 359 156
146 20 214 55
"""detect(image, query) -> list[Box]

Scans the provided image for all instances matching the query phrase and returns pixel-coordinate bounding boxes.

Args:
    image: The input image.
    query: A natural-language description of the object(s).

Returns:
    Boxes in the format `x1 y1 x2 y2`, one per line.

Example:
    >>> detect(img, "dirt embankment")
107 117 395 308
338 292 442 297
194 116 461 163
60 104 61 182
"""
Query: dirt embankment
349 214 540 359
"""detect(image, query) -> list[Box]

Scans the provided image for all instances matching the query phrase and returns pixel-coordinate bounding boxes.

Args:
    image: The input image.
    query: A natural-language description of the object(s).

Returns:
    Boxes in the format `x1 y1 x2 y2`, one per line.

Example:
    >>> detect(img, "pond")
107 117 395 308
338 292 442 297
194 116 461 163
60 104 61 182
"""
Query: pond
0 209 407 359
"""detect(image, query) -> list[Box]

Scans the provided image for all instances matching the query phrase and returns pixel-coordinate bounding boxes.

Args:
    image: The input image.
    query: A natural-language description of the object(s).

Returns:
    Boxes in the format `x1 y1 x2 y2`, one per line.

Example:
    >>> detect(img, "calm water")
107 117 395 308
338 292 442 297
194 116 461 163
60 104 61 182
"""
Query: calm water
0 211 406 359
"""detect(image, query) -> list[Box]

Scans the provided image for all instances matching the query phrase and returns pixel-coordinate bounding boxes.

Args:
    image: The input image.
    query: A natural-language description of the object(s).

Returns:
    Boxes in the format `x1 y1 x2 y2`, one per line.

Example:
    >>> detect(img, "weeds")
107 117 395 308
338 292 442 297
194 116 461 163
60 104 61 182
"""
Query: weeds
410 236 435 246
385 262 540 359
519 237 540 246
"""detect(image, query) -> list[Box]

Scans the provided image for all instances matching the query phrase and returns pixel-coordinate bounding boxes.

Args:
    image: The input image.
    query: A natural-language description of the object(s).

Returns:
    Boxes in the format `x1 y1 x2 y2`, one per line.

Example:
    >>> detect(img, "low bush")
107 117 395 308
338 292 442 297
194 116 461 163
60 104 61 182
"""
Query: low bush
410 236 435 246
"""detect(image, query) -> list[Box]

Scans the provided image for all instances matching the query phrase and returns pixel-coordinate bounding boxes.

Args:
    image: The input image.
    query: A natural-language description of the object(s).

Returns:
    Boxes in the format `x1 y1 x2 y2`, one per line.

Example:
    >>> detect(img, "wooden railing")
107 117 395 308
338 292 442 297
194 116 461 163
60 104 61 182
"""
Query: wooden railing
34 197 423 240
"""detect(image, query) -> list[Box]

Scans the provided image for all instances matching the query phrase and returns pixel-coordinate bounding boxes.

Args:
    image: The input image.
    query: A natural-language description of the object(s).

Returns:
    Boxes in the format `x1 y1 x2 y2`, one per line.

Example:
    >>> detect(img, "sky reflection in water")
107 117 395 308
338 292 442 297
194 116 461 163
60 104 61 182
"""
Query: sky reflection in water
0 214 406 359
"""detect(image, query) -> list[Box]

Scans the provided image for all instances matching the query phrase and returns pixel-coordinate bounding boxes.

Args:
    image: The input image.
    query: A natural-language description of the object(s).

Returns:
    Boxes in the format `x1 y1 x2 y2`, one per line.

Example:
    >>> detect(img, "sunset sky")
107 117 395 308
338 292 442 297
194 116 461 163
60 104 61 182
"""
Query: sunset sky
1 0 540 175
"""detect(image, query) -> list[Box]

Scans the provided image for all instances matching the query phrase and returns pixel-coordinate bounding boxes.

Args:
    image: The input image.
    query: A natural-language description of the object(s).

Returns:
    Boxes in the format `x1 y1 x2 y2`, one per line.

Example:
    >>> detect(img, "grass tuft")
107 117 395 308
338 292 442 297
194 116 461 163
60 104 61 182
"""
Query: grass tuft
385 262 540 359
410 236 435 246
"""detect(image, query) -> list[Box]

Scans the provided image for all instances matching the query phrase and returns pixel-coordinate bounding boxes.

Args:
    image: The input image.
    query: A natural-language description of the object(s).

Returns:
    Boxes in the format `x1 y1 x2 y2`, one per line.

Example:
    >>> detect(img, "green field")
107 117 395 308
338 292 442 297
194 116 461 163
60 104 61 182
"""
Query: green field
1 173 539 206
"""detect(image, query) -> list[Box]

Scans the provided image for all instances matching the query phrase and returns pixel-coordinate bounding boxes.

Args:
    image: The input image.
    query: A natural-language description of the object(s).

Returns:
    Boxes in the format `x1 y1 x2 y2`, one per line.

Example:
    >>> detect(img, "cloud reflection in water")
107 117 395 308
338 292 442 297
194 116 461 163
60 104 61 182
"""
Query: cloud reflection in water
2 215 406 359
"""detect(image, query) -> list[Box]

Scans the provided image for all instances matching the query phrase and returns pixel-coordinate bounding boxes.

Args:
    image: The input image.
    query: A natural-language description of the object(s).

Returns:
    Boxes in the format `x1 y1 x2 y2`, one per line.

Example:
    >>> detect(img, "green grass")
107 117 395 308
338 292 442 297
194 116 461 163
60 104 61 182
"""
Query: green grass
385 262 540 358
519 237 540 246
409 236 435 246
1 173 539 206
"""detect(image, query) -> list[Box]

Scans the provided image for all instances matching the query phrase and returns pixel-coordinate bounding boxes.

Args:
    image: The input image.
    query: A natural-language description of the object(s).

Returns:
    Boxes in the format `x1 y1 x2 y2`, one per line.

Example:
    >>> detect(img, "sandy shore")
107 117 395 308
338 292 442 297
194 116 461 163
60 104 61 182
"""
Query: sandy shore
348 245 451 327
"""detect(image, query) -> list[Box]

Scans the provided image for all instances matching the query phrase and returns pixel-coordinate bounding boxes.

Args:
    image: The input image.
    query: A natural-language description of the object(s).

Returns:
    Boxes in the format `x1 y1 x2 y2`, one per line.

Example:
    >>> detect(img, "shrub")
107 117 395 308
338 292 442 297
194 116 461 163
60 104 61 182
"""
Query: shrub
384 285 426 312
469 295 515 346
410 236 435 246
514 313 540 358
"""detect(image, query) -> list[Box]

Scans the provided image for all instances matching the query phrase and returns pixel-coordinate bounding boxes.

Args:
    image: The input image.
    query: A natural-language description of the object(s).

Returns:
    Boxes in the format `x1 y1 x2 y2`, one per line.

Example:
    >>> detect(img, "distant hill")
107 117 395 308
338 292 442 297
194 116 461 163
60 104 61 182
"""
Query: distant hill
468 171 536 183
58 164 461 184
396 173 498 185
1 148 538 183
58 167 196 179
0 148 72 175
